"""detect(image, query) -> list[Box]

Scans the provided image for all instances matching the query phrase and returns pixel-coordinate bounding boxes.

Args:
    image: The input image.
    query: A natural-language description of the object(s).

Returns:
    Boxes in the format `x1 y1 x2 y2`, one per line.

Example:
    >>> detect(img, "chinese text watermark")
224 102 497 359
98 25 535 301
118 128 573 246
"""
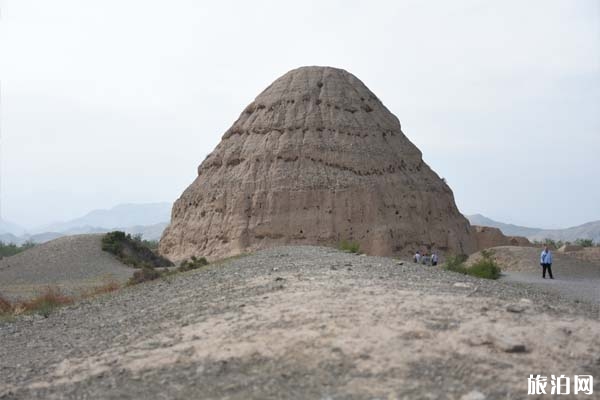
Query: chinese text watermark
528 374 593 395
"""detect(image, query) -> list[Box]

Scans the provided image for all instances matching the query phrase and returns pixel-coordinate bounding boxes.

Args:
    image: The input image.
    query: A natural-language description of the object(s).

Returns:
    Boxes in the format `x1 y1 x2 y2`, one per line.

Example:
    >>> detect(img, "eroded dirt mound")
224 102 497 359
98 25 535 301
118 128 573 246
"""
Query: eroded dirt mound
0 234 134 300
1 246 598 399
565 246 600 265
160 66 477 261
473 225 532 250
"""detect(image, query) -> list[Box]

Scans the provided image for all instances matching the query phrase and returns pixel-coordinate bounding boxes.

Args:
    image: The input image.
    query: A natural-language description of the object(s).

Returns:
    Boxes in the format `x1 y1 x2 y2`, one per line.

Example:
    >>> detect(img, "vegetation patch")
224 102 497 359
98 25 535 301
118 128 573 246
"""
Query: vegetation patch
444 254 469 271
0 241 35 258
338 240 361 254
0 287 74 319
444 250 501 280
141 239 159 250
22 287 74 317
1 279 124 320
532 238 597 248
574 238 594 248
0 294 13 314
178 256 209 272
101 231 173 268
81 280 121 297
127 266 162 285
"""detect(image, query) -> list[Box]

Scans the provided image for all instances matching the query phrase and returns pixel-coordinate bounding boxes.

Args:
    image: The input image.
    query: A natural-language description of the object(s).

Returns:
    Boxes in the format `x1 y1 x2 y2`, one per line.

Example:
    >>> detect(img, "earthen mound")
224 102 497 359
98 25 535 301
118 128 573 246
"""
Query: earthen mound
160 66 477 260
473 225 532 250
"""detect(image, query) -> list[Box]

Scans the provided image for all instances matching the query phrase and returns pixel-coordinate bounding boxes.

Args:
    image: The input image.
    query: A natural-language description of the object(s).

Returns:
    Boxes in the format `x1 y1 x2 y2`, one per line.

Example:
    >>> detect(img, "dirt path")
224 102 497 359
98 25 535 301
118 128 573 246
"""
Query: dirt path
1 246 598 399
502 271 600 304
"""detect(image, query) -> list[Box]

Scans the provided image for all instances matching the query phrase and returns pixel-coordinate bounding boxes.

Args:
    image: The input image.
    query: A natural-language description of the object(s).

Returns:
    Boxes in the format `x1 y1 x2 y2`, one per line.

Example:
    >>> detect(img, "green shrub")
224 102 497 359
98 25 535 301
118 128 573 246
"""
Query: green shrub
127 267 161 285
178 256 209 272
574 238 594 248
101 231 128 254
468 258 501 279
0 240 36 258
141 240 159 250
339 240 361 254
444 250 501 280
444 254 468 271
101 231 173 268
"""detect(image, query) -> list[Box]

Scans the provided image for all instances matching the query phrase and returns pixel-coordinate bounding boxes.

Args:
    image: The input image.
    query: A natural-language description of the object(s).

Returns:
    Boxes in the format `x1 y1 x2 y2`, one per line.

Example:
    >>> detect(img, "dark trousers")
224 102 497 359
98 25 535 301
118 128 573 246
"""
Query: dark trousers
542 263 553 278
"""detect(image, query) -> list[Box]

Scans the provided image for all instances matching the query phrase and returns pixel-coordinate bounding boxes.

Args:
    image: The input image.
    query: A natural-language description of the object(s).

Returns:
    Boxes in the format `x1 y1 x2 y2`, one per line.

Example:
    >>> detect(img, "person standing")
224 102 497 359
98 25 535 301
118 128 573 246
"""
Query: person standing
540 245 554 279
414 251 421 264
431 252 439 266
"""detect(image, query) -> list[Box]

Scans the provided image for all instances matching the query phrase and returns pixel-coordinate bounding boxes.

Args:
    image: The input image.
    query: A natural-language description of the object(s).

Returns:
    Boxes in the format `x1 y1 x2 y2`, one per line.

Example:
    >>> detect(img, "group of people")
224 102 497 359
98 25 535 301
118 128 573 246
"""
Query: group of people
413 250 439 266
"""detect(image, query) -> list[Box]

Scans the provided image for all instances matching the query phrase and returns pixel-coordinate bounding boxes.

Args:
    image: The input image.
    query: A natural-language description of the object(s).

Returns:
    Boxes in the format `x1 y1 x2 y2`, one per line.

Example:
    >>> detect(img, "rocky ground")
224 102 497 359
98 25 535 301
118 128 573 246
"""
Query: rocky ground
1 246 599 399
0 235 134 300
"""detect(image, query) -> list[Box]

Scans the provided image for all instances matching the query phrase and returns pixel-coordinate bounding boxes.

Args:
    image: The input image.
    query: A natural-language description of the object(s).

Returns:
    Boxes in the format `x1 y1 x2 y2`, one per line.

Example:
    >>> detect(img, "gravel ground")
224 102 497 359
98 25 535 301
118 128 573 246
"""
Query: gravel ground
1 246 598 399
502 272 600 305
0 235 134 300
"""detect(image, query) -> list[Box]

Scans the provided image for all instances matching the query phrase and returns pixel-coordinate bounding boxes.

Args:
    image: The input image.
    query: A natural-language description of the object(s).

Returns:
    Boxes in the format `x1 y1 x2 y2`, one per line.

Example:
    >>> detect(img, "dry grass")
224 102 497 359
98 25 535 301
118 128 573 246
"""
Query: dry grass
1 280 121 319
0 293 13 314
127 267 161 285
81 280 121 297
20 287 74 317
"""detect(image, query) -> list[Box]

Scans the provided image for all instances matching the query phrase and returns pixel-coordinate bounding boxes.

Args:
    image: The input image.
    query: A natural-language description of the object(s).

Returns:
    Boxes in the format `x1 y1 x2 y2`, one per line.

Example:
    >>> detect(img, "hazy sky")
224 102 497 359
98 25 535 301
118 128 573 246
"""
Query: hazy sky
1 0 599 229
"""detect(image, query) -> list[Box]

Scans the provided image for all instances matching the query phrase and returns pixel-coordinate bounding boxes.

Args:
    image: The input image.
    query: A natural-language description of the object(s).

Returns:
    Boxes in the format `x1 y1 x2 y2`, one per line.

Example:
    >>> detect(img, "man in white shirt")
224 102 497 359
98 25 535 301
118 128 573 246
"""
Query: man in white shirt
540 245 554 279
414 251 421 264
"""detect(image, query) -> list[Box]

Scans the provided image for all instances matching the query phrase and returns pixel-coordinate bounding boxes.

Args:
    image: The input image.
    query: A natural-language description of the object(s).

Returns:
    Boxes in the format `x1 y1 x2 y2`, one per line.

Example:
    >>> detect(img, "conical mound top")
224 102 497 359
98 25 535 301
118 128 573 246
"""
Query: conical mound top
246 65 400 134
160 66 476 261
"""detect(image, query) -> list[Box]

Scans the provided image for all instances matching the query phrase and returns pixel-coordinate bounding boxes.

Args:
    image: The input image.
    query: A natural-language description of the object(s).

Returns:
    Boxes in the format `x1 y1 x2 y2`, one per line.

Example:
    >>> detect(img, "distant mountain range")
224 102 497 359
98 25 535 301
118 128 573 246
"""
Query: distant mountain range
34 203 171 234
467 214 600 243
0 203 172 245
0 218 27 236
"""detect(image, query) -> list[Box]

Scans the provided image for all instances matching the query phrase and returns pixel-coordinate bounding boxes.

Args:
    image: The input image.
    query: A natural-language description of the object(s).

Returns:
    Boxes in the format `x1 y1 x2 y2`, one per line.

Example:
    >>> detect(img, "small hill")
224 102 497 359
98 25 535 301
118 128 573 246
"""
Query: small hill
563 246 600 265
0 234 135 300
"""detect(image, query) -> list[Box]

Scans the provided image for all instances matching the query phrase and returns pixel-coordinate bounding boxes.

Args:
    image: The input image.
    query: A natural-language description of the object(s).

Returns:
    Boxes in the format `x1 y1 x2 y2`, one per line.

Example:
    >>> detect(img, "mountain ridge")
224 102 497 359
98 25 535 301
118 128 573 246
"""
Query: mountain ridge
467 214 600 243
35 202 171 234
1 203 172 244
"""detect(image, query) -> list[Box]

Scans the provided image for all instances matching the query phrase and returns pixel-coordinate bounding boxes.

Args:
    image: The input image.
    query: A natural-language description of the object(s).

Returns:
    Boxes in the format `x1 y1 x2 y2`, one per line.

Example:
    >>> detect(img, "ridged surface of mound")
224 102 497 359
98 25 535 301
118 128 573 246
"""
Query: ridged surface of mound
0 234 134 300
160 66 477 260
